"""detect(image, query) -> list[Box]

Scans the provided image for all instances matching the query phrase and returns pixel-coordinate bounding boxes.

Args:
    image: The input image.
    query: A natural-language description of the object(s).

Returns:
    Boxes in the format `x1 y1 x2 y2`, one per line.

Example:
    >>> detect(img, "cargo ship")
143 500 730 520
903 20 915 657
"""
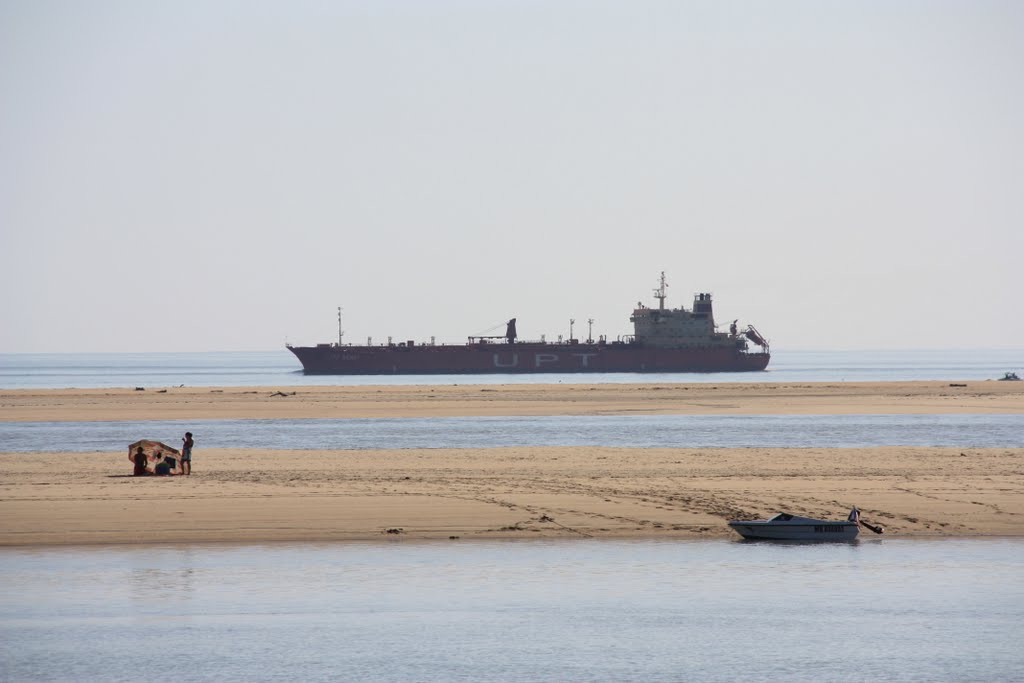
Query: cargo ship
287 273 770 375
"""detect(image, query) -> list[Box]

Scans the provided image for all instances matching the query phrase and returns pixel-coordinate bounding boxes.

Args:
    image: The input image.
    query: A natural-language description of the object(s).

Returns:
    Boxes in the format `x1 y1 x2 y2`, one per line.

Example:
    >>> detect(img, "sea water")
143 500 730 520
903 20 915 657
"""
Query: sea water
1 539 1021 682
3 414 1023 453
1 348 1022 389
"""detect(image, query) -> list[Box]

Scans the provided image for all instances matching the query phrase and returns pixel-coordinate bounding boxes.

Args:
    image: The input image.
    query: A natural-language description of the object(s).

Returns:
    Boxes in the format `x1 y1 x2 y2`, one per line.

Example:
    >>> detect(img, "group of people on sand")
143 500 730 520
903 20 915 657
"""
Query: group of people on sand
133 432 194 476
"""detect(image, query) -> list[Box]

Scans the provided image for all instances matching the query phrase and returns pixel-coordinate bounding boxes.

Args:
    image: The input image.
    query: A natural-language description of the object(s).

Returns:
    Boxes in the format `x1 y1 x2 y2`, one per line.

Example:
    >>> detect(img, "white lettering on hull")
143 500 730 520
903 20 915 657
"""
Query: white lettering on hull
534 353 559 367
493 354 519 368
492 352 602 369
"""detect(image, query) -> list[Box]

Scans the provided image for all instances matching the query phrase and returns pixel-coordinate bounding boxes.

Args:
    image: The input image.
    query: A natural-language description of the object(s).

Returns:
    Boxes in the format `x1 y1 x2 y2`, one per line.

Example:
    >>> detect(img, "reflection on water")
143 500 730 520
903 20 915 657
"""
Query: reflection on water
1 539 1022 682
4 414 1023 453
128 559 195 605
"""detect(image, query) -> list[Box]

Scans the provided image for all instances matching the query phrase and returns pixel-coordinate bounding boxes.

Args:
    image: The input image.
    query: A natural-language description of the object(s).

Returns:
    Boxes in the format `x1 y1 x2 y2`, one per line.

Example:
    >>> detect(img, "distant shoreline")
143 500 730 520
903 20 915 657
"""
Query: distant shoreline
2 380 1022 422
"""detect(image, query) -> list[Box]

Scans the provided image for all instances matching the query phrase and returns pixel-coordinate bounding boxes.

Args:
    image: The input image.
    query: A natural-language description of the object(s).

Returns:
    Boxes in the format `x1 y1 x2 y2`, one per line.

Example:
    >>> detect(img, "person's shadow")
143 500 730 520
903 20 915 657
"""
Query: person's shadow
106 474 178 478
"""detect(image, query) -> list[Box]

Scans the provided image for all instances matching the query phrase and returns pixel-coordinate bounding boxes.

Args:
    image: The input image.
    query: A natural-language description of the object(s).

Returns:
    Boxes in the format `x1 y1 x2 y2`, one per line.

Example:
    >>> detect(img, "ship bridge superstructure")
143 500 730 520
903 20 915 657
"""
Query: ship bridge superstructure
630 273 766 351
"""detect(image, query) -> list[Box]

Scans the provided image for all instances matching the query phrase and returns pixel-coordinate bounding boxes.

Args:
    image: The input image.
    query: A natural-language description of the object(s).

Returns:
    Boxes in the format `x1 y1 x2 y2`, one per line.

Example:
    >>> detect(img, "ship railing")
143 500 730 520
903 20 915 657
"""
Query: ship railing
468 335 511 345
468 336 553 345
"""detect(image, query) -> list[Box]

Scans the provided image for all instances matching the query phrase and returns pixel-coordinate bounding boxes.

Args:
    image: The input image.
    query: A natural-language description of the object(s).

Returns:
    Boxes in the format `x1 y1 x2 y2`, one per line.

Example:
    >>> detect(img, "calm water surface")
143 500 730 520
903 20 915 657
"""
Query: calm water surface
3 414 1023 453
1 539 1021 682
1 348 1022 388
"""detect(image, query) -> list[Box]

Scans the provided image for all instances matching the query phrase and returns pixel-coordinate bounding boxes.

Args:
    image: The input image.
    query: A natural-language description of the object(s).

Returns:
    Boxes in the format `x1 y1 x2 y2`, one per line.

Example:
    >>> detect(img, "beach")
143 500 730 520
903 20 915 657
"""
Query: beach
1 381 1022 545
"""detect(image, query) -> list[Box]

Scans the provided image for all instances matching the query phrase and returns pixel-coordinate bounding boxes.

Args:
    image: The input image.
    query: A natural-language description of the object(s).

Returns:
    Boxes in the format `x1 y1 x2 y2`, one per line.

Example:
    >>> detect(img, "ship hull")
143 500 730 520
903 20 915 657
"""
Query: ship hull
288 343 770 375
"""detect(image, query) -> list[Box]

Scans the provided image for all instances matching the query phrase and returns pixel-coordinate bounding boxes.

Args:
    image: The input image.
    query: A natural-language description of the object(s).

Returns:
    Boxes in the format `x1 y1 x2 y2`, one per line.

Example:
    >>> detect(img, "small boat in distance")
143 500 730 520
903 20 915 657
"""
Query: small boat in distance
728 510 861 541
998 372 1020 381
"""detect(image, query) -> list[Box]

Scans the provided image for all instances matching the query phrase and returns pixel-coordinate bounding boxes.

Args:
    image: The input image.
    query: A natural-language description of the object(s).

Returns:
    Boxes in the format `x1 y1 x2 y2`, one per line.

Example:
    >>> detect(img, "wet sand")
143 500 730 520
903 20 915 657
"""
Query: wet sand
1 381 1022 545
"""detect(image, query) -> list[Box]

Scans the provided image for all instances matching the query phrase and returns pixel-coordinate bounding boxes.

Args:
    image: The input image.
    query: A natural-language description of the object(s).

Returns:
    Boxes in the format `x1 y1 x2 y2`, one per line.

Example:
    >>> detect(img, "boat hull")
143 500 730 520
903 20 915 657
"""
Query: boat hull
287 343 770 375
728 520 860 541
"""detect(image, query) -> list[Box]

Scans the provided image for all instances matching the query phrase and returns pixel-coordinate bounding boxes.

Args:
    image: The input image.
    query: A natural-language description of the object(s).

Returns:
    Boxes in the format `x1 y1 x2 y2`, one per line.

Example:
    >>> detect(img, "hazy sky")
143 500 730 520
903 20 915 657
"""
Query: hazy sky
2 1 1022 353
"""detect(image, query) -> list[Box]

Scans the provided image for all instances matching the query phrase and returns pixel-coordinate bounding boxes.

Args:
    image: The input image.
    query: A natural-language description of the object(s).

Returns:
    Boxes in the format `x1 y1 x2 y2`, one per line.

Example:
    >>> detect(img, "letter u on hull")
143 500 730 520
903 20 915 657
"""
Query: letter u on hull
493 353 519 368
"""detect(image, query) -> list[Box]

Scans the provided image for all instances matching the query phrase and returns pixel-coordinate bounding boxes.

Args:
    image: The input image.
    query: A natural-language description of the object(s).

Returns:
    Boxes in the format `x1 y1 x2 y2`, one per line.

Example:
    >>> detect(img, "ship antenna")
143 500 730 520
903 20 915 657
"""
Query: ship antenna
655 271 668 311
569 318 575 342
587 318 594 344
337 306 344 346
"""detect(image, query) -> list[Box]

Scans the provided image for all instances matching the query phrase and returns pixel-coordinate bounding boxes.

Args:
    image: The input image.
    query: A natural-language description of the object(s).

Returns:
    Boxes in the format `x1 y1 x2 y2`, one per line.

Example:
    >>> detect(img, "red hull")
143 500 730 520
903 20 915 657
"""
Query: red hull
288 342 769 375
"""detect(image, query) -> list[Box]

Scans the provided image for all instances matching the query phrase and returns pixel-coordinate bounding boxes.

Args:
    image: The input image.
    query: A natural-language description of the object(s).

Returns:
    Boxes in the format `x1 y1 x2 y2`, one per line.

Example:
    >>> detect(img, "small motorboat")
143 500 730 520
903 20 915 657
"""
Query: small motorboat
998 372 1020 381
728 510 860 541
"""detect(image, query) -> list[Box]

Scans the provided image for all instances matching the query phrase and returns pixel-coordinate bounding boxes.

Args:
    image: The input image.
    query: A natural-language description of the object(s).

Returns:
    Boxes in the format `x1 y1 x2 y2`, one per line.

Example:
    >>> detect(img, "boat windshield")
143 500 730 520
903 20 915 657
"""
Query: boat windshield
768 513 794 522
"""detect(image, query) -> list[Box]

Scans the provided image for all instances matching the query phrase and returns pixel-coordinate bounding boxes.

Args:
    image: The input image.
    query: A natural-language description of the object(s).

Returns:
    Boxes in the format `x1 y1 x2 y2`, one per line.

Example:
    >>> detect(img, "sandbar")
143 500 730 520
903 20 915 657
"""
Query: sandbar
1 381 1021 546
2 380 1023 422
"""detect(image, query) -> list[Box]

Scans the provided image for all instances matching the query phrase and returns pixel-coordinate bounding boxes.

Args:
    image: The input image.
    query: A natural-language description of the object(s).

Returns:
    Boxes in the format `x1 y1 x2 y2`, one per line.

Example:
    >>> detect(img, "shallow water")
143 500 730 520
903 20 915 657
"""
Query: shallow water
1 539 1021 682
2 413 1021 453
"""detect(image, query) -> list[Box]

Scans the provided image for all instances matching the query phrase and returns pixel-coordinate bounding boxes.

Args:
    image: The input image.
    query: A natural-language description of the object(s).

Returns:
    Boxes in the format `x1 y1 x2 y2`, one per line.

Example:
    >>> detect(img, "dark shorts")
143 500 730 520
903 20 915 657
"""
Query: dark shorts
182 449 192 462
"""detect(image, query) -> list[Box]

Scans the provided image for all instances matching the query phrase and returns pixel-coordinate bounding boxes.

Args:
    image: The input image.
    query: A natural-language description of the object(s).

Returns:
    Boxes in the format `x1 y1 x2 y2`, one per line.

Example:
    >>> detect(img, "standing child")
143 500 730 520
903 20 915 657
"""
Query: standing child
181 432 194 475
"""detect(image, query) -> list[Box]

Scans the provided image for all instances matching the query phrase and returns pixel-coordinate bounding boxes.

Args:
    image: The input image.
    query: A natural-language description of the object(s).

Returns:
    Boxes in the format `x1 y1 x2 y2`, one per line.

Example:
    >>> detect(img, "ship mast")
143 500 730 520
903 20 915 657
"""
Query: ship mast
337 307 344 346
654 272 668 311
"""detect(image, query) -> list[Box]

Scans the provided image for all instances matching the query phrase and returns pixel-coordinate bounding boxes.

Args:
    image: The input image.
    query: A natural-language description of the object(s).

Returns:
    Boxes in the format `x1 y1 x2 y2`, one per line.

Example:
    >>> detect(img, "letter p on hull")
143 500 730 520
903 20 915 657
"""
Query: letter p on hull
534 353 559 367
